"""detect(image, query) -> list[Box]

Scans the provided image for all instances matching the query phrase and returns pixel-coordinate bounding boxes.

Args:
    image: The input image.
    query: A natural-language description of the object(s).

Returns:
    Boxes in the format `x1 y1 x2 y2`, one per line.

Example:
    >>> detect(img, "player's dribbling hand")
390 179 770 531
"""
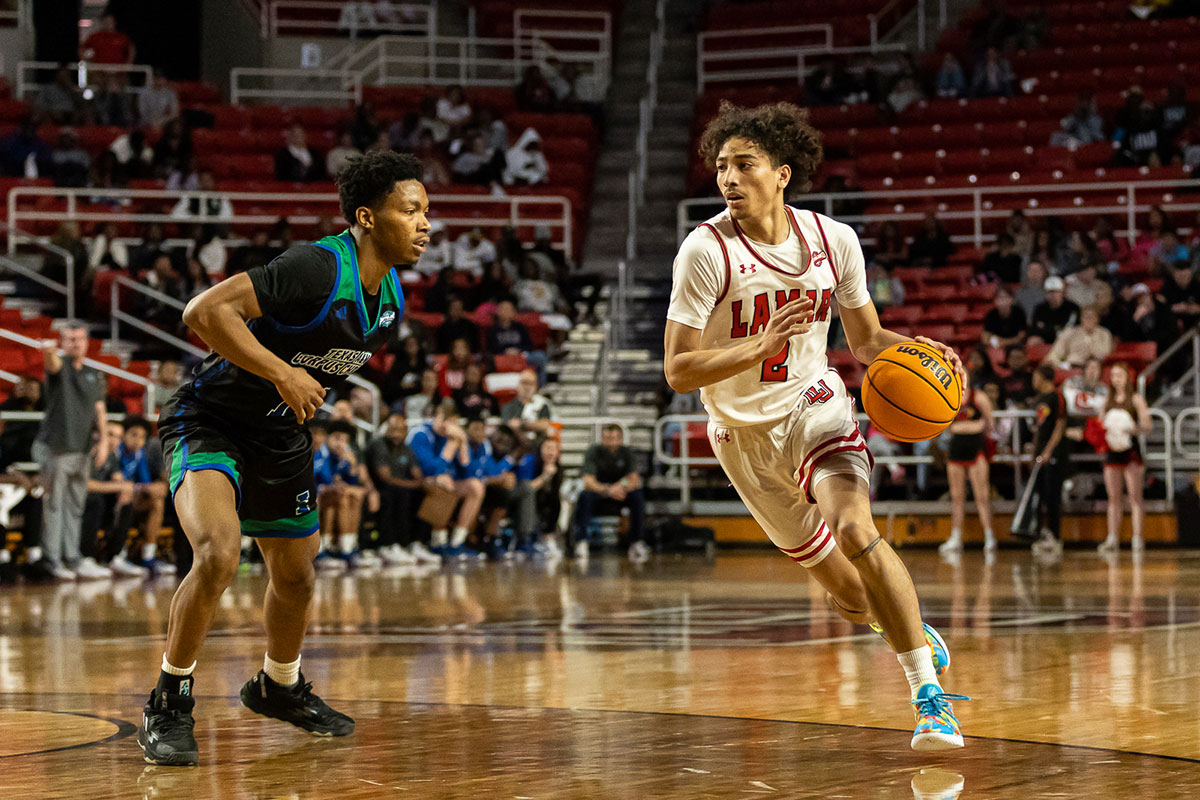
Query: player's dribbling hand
760 297 815 354
275 367 326 424
914 336 966 381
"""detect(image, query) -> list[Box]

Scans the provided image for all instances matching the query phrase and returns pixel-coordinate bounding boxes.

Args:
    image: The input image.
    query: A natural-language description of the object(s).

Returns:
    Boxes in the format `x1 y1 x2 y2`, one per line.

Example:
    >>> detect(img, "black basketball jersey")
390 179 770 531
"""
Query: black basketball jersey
166 230 404 429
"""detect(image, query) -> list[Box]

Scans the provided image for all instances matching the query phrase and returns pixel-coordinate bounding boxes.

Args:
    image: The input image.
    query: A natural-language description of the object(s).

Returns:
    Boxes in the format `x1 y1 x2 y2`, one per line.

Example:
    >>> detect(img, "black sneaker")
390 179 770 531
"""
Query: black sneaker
240 670 354 736
20 558 56 583
137 689 199 766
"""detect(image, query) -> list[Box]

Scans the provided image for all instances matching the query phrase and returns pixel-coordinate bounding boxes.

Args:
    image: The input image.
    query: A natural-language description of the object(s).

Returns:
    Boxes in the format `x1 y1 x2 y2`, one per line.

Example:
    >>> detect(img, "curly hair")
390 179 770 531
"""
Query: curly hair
336 150 424 224
697 101 824 194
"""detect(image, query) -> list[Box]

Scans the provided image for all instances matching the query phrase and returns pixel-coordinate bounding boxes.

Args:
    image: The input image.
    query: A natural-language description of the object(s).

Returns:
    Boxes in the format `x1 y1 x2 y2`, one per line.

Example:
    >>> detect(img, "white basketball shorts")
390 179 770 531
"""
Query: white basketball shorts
707 369 873 567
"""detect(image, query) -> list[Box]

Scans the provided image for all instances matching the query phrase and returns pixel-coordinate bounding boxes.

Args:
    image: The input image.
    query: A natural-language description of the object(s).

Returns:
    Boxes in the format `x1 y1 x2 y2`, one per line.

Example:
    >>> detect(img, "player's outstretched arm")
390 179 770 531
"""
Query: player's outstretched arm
664 297 813 394
183 274 327 424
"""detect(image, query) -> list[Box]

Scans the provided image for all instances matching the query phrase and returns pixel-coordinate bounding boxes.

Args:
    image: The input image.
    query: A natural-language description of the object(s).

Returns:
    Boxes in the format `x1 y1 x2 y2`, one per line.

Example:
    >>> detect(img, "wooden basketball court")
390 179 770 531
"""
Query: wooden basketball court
2 548 1199 798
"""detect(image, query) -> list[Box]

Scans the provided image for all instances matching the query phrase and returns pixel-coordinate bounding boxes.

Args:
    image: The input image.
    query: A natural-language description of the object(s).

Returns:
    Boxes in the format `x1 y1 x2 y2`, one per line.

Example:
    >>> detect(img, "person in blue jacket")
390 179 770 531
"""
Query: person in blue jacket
406 399 478 552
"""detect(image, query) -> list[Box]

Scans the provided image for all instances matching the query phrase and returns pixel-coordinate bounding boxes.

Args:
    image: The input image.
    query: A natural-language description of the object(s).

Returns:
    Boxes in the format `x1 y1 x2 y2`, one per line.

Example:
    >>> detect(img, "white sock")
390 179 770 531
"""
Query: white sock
897 646 940 699
321 533 335 551
450 526 469 547
264 653 300 687
983 528 996 543
947 528 962 544
161 654 195 675
338 533 358 555
431 528 448 547
142 542 157 561
27 546 42 562
0 549 10 565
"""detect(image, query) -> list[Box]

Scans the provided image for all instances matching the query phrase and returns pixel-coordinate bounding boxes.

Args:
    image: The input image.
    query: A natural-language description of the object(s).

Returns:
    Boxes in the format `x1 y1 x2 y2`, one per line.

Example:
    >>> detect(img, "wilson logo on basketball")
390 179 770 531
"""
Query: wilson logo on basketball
803 379 834 405
895 346 953 389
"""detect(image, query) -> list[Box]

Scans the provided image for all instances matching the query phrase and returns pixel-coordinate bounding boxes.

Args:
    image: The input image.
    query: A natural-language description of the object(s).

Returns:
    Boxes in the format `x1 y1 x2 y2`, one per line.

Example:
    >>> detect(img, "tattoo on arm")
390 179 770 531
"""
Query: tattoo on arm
848 535 883 562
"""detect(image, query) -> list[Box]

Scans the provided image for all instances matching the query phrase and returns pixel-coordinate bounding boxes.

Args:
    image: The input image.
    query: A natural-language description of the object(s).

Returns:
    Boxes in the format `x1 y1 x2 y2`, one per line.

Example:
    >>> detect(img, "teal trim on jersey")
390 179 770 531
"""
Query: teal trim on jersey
241 509 319 539
317 230 399 339
271 241 342 334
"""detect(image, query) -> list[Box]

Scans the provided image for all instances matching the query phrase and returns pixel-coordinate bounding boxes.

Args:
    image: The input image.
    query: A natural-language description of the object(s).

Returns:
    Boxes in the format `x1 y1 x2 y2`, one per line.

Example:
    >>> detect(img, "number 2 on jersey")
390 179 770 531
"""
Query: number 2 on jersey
760 343 790 382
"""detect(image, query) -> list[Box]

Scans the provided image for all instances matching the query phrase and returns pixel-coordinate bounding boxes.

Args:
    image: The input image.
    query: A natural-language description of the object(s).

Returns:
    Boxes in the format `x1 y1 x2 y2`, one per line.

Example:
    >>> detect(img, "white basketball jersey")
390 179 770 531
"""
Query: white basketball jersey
667 206 871 426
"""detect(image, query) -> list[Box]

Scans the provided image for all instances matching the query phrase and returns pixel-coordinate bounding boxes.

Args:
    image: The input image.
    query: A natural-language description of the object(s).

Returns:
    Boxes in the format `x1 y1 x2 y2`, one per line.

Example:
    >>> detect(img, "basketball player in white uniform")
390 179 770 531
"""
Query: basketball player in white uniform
664 102 969 750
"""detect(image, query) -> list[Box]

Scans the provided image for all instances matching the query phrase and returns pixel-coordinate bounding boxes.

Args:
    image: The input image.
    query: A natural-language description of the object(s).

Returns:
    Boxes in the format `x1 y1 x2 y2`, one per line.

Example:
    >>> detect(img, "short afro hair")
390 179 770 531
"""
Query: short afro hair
335 150 424 224
697 101 824 194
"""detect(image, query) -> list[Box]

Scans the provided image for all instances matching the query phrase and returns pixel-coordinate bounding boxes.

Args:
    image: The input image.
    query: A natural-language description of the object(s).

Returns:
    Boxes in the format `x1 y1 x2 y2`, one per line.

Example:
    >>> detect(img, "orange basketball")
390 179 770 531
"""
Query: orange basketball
862 342 962 443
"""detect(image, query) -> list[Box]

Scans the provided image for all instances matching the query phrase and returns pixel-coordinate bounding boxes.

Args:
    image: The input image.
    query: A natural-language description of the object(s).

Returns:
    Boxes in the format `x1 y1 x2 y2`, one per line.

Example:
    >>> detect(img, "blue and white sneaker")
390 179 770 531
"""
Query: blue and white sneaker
910 684 969 750
870 621 950 676
314 550 346 572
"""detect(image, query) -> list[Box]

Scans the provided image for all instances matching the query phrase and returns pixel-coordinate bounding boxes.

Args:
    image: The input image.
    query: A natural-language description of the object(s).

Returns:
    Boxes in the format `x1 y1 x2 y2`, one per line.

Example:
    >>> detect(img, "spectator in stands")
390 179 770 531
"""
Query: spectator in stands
152 118 192 178
502 368 553 439
412 96 449 144
1135 204 1171 254
82 12 135 64
1014 259 1048 318
109 128 154 181
41 221 90 317
91 74 134 128
983 287 1027 349
454 227 498 278
1164 259 1200 331
1047 306 1114 367
404 367 443 420
805 55 853 106
350 102 382 151
423 265 455 314
156 360 185 398
275 123 324 182
1110 282 1174 348
1005 210 1035 260
515 255 568 315
886 74 924 115
438 338 475 395
383 335 429 406
906 212 955 267
129 222 167 274
1052 91 1105 147
326 129 362 178
505 128 549 187
1149 230 1190 275
1114 101 1163 166
437 297 481 353
314 419 377 569
34 65 83 125
511 436 562 558
866 263 904 309
1090 216 1130 266
415 220 452 276
413 130 451 189
170 169 233 222
528 225 568 280
164 152 199 192
971 47 1014 98
1158 83 1193 152
34 324 110 580
141 253 185 325
574 424 646 562
79 420 138 578
183 252 216 298
478 106 509 153
467 421 519 558
226 229 274 276
1002 344 1035 407
1029 276 1081 345
1030 229 1058 272
979 233 1022 284
516 65 555 112
364 412 434 565
0 117 52 178
408 400 480 554
138 70 179 129
388 111 421 151
51 129 91 189
935 53 966 98
436 85 473 134
1065 261 1103 309
103 415 169 573
476 260 513 306
452 363 496 418
486 298 533 354
0 377 44 467
452 131 506 193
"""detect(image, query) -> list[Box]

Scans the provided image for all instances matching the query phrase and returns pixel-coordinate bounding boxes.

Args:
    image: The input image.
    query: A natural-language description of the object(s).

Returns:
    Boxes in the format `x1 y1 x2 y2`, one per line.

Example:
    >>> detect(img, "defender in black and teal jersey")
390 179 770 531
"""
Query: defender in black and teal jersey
139 151 431 767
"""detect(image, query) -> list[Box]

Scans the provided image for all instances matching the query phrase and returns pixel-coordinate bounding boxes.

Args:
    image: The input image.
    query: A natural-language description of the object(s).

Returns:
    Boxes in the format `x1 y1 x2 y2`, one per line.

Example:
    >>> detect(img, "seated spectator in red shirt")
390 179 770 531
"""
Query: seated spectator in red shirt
83 13 135 64
438 338 475 395
275 123 324 182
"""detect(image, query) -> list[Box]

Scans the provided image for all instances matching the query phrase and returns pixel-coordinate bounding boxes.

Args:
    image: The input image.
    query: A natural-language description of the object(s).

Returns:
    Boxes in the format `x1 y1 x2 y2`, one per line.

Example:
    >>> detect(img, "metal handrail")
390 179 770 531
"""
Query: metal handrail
654 406 1177 510
1139 325 1200 407
8 186 575 260
16 60 154 99
0 222 76 320
0 327 157 410
230 67 364 105
868 0 916 51
626 0 665 261
678 177 1200 248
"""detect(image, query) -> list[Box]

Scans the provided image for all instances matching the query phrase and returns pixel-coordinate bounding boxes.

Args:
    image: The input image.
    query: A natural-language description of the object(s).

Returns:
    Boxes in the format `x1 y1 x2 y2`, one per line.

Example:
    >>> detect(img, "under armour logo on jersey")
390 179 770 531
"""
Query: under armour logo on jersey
713 427 731 444
739 264 757 274
803 379 834 405
811 250 828 268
